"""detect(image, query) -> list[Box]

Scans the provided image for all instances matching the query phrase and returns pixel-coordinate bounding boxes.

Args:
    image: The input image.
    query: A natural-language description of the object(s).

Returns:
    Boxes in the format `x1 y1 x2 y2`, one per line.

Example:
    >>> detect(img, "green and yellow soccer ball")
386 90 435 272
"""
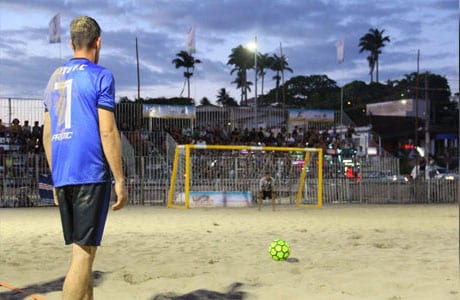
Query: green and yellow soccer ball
269 239 290 261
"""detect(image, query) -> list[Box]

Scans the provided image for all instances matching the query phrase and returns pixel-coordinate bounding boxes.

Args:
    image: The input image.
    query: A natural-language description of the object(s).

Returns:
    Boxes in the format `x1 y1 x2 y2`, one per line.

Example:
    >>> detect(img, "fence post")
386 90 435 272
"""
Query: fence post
140 156 145 205
359 180 362 203
427 179 431 204
35 154 40 202
8 98 12 125
1 160 4 206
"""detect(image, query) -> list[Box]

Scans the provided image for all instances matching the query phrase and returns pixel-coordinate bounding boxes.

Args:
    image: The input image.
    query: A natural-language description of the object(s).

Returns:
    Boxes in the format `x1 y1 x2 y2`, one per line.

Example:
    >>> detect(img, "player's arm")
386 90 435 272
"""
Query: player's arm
98 108 127 210
42 70 53 170
43 112 52 175
43 112 59 205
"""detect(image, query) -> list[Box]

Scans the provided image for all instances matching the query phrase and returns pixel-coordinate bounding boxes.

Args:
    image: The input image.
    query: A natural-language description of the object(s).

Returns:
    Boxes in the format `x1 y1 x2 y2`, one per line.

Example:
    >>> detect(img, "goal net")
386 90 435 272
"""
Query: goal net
167 144 323 209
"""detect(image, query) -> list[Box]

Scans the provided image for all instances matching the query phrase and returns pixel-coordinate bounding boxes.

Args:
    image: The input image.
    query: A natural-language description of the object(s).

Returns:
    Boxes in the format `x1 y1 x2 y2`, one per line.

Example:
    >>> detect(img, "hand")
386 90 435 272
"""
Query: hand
111 179 127 211
53 188 59 206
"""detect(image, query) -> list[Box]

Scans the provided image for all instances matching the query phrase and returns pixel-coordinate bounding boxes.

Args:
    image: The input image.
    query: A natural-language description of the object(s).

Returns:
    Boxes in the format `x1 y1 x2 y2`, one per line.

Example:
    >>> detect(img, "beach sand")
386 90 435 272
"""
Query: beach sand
0 204 458 300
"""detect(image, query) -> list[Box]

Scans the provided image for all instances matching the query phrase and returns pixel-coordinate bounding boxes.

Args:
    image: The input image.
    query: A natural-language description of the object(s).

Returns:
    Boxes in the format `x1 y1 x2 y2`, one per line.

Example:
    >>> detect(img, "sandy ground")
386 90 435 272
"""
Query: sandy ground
0 204 458 300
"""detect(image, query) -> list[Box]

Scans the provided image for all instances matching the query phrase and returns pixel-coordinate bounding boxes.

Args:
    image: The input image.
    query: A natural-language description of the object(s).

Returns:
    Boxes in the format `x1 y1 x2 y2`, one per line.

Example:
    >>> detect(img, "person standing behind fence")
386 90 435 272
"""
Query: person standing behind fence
0 119 6 137
258 172 276 211
43 16 126 300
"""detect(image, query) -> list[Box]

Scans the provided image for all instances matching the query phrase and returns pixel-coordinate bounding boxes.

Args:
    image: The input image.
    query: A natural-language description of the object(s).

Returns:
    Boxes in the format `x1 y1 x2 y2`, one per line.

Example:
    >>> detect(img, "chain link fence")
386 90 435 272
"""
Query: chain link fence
0 97 457 206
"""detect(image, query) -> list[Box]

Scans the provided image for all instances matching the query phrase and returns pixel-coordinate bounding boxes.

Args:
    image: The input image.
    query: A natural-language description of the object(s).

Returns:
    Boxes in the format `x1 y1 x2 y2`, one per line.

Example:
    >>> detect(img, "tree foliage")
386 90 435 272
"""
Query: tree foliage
216 88 238 107
231 69 252 105
257 53 275 101
359 28 390 83
227 45 254 105
172 50 202 99
200 97 212 106
262 75 339 109
270 53 293 104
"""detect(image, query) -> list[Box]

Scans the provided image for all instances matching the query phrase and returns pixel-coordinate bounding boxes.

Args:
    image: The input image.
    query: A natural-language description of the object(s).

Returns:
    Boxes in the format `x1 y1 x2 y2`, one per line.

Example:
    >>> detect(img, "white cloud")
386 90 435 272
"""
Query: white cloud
0 0 457 104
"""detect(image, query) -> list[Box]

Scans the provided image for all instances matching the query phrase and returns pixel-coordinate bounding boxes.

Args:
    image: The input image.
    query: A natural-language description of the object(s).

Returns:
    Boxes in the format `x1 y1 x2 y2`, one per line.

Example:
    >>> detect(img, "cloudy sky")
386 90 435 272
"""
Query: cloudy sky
0 0 458 104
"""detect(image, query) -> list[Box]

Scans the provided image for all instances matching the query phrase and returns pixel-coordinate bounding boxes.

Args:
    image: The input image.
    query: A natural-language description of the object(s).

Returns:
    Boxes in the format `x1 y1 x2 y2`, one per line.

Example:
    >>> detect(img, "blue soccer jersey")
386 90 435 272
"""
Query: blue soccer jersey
44 58 115 187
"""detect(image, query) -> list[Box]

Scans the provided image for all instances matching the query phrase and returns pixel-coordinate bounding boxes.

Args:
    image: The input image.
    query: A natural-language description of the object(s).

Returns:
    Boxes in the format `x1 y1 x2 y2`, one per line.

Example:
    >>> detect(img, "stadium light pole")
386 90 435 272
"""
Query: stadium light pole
247 36 258 128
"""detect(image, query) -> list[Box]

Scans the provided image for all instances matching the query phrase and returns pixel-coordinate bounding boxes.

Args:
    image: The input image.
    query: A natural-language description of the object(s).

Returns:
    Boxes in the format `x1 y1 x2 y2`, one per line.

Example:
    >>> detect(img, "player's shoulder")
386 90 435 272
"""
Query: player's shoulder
84 63 114 88
86 61 112 76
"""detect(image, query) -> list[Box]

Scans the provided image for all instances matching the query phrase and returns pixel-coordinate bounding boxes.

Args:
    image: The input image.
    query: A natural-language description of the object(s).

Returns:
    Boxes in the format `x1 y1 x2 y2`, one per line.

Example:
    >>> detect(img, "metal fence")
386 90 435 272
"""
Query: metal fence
115 102 338 132
1 97 347 130
1 152 458 207
0 154 49 207
323 179 457 204
0 97 44 128
0 97 458 207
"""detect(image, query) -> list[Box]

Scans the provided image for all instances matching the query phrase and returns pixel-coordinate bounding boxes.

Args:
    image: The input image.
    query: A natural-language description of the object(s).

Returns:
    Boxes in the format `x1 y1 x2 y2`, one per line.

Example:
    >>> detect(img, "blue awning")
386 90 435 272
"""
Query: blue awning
435 133 458 140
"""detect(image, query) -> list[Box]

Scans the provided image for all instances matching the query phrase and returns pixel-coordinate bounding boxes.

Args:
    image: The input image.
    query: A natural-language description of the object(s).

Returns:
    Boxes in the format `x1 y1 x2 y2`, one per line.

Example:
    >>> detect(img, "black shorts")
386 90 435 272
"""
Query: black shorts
56 182 111 246
261 191 273 199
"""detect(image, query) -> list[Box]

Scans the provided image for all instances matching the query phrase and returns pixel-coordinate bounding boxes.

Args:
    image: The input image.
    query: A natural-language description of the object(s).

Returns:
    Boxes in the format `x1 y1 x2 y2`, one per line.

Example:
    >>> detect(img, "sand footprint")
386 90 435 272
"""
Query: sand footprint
122 272 153 285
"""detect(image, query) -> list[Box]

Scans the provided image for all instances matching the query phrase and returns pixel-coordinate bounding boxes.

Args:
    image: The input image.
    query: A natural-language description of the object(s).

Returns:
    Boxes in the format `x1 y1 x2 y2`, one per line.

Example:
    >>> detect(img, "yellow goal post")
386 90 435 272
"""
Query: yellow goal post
167 144 323 209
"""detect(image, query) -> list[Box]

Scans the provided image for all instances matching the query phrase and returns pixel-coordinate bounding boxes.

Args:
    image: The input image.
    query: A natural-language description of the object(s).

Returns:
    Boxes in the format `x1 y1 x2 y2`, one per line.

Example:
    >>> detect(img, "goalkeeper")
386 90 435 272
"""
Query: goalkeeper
258 172 276 211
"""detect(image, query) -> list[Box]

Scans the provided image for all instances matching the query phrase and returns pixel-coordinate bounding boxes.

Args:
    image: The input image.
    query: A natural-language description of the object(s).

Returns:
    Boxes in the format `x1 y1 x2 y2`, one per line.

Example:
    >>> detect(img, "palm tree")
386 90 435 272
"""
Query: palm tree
359 28 390 83
270 53 293 104
216 88 238 107
231 69 252 105
172 50 202 99
227 45 254 105
200 97 211 106
257 53 275 102
366 55 376 82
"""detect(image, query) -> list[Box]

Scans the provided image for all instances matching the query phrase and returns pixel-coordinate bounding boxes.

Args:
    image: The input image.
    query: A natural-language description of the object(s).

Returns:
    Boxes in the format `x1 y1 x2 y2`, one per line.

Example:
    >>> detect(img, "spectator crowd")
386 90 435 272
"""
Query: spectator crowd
0 118 45 179
117 119 361 160
0 118 43 154
1 116 362 179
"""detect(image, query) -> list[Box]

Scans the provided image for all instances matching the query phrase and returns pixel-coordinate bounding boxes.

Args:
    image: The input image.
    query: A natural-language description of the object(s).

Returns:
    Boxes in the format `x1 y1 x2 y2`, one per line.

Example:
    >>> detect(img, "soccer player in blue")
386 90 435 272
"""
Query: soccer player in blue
43 16 127 300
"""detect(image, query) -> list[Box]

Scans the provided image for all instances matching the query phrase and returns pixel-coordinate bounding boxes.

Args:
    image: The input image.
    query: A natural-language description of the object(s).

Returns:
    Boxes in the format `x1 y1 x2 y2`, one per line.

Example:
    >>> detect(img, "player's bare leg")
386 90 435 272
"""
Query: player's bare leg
271 193 276 211
63 244 97 300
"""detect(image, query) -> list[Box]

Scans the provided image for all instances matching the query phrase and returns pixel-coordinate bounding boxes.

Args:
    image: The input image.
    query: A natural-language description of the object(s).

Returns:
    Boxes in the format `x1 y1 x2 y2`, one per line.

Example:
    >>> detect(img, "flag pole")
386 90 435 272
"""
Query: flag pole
136 37 140 101
59 13 61 60
49 13 62 60
340 83 343 126
340 62 344 126
336 39 345 126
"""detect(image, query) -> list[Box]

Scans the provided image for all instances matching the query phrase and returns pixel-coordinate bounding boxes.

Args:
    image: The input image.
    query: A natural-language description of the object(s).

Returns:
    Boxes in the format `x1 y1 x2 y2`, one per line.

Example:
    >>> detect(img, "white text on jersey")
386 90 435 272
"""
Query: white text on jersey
57 64 87 75
52 132 73 141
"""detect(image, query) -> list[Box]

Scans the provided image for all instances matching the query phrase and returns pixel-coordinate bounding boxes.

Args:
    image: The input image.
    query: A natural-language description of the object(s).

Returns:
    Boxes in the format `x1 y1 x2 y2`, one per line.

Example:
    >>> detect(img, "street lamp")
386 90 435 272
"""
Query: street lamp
247 36 258 128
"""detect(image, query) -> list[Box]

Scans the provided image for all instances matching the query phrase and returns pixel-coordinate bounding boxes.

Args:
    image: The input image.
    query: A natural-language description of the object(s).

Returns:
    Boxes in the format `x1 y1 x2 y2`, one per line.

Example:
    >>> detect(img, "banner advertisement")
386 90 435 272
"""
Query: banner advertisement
175 191 252 207
288 109 334 122
142 104 196 119
38 174 54 204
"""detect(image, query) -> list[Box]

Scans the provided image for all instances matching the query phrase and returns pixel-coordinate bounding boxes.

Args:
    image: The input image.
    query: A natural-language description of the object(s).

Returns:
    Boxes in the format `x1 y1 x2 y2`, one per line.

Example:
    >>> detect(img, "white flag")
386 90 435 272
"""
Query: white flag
49 13 61 43
336 39 344 63
186 27 196 54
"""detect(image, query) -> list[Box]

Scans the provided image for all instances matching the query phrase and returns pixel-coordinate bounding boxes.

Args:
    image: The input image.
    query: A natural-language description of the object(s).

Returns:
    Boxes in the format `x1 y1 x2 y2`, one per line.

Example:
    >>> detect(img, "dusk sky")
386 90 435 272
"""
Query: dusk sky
0 0 458 104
